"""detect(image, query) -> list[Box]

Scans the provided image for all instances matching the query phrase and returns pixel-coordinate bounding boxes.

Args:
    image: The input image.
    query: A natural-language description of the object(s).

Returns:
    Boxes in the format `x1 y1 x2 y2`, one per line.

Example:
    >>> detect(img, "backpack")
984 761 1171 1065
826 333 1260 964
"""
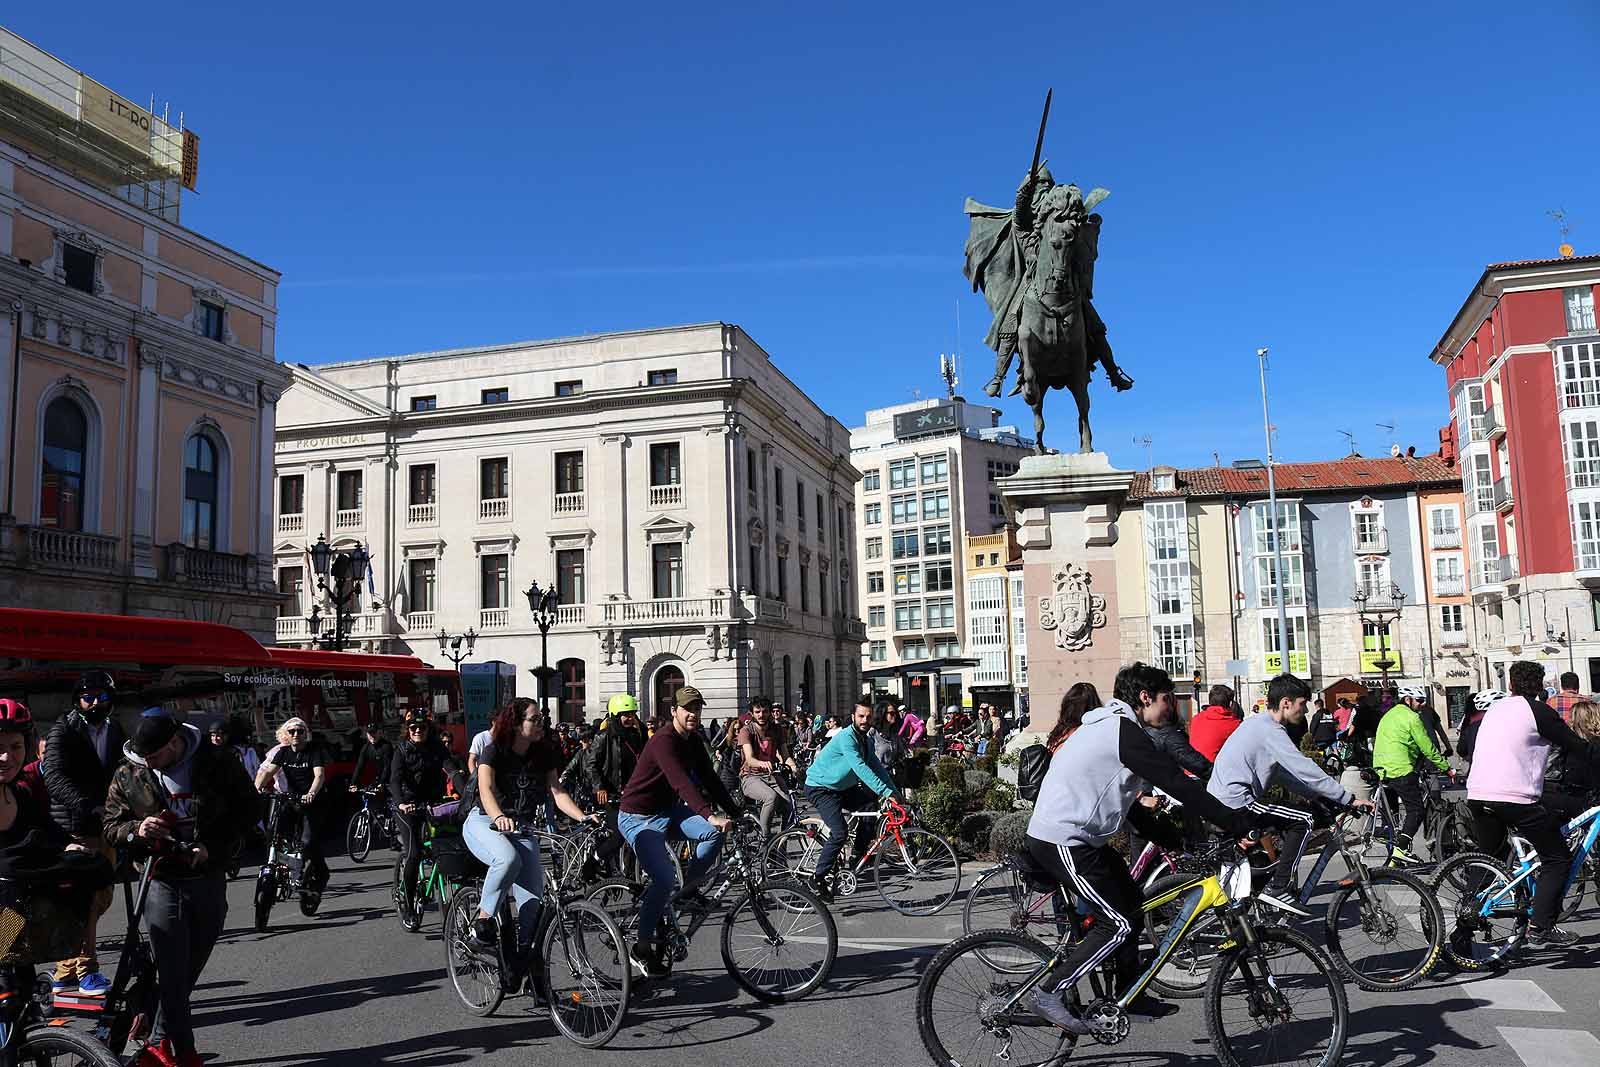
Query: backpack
1017 743 1051 803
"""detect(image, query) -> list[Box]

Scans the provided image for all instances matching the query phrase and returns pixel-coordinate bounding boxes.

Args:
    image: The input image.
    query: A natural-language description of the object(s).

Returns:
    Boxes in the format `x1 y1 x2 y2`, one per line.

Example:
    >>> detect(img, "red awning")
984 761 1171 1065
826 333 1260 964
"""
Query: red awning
0 608 273 666
266 647 446 674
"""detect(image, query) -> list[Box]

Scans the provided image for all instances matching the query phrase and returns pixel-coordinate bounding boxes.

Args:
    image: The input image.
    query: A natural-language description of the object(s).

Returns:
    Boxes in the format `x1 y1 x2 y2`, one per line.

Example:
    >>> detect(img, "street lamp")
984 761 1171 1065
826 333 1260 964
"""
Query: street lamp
525 580 561 717
436 628 478 670
306 533 369 652
1353 580 1407 694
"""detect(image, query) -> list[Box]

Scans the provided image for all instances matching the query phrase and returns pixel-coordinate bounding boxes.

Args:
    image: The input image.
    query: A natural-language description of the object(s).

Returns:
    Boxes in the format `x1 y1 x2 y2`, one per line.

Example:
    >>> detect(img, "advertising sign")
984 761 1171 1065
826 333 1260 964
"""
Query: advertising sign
894 403 959 439
1262 651 1310 676
461 660 515 740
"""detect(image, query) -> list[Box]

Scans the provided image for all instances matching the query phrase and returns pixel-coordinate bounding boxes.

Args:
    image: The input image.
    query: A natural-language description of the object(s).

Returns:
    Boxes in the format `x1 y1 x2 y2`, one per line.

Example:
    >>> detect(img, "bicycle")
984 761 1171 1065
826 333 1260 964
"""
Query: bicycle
589 819 837 1003
255 793 323 931
393 809 477 932
766 797 962 915
916 838 1348 1067
441 821 631 1048
347 786 395 863
1432 796 1600 971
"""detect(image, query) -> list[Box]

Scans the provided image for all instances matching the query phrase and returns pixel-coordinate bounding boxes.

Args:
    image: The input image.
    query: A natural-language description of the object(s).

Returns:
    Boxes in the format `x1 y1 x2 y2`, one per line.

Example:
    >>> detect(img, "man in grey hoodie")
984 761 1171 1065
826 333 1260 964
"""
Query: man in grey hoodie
1024 663 1260 1036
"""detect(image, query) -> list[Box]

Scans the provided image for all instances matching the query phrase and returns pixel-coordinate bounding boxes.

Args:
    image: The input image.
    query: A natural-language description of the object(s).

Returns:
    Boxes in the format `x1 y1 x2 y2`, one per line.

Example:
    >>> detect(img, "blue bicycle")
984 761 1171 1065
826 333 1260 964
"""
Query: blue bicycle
1431 798 1600 970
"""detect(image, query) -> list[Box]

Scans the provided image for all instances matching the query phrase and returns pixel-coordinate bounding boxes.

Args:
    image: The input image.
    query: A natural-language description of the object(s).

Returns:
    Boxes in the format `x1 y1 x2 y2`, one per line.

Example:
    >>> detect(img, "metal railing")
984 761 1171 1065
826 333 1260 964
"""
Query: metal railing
479 608 509 629
480 497 510 521
1472 559 1503 589
408 502 436 525
1353 528 1388 553
1433 575 1466 597
648 483 683 509
1440 631 1471 648
1493 477 1512 511
553 492 585 515
164 544 252 588
335 508 363 530
277 513 304 535
22 527 119 572
1483 406 1505 439
1498 555 1520 582
1429 527 1462 549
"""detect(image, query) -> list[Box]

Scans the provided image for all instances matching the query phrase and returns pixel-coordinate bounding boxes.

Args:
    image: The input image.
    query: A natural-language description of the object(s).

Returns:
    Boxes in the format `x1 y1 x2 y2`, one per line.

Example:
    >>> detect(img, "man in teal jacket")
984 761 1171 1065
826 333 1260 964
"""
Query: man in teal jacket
805 699 899 901
1372 684 1452 855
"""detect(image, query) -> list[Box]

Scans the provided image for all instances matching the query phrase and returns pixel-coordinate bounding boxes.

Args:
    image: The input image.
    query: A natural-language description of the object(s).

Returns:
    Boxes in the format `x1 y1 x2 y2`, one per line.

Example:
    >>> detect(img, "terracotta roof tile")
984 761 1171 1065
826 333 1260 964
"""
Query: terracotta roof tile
1485 253 1600 271
1128 454 1459 502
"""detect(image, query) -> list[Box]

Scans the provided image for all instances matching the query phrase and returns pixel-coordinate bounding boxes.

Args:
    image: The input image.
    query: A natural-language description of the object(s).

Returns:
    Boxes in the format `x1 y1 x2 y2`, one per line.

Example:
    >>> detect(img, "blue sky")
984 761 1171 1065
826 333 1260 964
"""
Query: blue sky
12 3 1599 467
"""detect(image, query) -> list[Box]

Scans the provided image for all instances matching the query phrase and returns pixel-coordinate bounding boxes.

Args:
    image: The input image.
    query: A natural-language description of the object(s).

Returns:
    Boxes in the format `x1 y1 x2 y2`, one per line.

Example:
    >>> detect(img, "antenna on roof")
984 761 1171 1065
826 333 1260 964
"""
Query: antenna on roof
1549 208 1575 258
1338 429 1357 455
1377 421 1396 455
1134 434 1152 471
939 353 958 399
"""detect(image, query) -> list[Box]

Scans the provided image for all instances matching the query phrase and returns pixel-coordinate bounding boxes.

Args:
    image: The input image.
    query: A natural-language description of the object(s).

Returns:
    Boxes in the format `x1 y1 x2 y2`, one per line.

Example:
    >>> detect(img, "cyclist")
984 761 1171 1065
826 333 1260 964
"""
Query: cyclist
617 686 738 979
1457 689 1506 764
462 698 594 963
1189 684 1243 763
1372 683 1452 857
349 721 394 794
588 694 645 876
804 699 901 903
255 717 329 907
738 697 799 838
1466 660 1600 946
42 669 126 999
390 709 450 920
1025 663 1261 1035
104 710 257 1067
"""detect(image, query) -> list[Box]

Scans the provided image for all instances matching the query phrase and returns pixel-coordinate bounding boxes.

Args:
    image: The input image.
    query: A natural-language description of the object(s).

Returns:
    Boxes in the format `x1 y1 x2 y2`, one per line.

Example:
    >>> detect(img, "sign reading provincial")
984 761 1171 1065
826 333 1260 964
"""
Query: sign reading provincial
894 403 959 439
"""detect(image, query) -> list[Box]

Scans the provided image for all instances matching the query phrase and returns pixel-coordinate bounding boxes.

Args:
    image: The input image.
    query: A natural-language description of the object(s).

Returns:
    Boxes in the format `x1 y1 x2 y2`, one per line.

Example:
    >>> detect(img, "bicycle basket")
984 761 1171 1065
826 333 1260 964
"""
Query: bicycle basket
431 834 486 881
0 877 93 966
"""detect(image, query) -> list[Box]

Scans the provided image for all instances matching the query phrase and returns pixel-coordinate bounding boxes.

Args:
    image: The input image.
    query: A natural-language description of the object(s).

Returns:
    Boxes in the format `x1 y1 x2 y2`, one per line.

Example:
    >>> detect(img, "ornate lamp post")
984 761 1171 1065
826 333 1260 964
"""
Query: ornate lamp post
1353 580 1407 694
525 580 561 716
306 534 369 652
436 628 478 670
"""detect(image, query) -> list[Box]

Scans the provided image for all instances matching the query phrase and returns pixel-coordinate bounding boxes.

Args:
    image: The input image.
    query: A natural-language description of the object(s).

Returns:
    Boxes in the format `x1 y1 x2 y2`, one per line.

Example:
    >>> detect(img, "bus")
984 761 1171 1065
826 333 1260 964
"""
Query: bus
0 607 463 778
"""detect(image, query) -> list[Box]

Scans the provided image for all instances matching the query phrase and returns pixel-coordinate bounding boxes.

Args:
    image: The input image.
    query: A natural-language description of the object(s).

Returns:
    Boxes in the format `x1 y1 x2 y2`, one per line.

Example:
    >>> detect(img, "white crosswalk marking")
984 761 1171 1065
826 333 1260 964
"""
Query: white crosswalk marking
1451 979 1564 1012
1498 1027 1600 1066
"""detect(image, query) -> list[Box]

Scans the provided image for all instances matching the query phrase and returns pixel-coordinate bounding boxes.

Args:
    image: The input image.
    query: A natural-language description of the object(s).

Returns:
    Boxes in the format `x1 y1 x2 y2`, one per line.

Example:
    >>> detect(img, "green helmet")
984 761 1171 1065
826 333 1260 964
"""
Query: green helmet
607 694 639 717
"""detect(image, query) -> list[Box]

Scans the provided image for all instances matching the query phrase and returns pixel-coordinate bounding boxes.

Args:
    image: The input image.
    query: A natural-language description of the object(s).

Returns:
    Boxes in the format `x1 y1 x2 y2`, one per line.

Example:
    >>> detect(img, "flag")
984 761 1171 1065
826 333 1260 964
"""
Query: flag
365 542 377 599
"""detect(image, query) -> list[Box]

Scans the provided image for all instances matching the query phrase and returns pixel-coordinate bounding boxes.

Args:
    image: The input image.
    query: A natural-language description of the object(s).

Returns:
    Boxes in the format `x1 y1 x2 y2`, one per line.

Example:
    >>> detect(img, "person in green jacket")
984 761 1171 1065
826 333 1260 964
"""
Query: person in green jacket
804 700 900 902
1372 684 1452 855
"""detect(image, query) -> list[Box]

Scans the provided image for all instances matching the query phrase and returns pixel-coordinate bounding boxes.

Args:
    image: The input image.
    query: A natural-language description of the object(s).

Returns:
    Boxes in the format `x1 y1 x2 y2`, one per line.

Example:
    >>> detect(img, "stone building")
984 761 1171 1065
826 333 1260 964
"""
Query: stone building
0 28 286 640
273 323 865 722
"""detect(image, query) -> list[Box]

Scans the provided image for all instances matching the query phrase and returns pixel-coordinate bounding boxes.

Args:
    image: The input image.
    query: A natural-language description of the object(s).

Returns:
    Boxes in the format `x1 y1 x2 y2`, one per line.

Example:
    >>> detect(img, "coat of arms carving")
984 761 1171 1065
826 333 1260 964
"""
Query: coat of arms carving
1038 563 1106 651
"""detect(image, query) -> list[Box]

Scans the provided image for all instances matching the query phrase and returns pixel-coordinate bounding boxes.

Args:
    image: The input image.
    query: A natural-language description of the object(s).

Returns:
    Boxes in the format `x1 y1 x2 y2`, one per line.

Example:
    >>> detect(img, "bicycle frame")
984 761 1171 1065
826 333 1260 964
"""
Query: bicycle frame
1471 803 1600 917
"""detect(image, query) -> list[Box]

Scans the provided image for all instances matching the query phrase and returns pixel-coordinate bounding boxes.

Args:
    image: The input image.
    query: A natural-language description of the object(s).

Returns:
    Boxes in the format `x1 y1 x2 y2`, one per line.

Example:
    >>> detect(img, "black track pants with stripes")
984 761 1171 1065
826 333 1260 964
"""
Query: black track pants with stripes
1245 800 1315 892
1025 835 1142 995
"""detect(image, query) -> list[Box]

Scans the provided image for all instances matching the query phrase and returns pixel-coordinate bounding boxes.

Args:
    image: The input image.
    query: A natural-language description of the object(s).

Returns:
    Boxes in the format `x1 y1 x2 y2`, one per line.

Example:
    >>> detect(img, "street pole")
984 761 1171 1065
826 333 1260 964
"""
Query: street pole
1258 348 1291 678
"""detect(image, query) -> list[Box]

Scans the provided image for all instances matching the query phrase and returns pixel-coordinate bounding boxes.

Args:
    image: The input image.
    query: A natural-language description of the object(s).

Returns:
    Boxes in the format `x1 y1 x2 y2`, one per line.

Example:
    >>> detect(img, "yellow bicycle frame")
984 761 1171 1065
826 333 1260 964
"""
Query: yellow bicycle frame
1118 872 1236 1005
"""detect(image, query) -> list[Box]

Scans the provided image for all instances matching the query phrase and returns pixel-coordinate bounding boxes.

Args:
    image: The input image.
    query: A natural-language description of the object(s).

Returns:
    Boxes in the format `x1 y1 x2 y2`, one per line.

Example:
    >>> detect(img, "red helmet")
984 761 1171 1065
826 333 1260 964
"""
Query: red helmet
0 699 33 730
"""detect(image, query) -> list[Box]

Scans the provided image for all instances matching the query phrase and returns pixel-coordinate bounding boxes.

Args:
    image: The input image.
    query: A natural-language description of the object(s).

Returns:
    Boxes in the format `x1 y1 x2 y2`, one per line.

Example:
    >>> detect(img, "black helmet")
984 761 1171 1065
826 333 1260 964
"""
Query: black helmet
76 670 116 697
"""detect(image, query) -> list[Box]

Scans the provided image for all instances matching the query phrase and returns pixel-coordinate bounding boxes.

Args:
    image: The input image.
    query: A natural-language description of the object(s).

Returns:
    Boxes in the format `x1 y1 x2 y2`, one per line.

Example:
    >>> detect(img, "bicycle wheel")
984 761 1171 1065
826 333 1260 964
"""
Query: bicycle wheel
1431 852 1527 971
1205 925 1347 1067
962 864 1028 935
542 899 631 1047
16 1025 123 1066
874 828 962 916
720 879 836 1003
1559 854 1596 923
444 885 505 1016
1322 867 1444 991
915 929 1074 1067
253 869 275 932
347 810 372 863
1143 873 1229 999
765 827 820 880
586 878 643 942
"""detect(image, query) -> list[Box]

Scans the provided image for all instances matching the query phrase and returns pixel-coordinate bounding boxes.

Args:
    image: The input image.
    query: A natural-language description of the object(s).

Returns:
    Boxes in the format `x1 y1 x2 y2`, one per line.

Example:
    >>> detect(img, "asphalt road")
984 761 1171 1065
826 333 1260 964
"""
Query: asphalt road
84 848 1600 1067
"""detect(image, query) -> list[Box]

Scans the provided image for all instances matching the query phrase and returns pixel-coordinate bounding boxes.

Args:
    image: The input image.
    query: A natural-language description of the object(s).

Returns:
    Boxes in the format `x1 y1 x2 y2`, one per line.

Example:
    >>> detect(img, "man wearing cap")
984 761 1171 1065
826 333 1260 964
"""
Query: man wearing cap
104 711 258 1067
617 685 740 978
1373 684 1453 856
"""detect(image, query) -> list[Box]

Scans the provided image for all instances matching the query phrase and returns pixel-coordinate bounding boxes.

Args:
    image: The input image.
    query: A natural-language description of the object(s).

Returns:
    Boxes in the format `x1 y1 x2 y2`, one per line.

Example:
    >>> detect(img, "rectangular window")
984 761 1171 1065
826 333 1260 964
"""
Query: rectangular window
865 537 883 560
869 605 886 628
1152 622 1193 679
746 448 759 504
776 554 788 601
867 570 884 594
1151 561 1186 616
1251 501 1302 555
1459 381 1488 439
924 561 954 592
1361 621 1397 661
1572 498 1600 572
1429 505 1461 546
1433 553 1464 584
481 387 509 404
869 640 887 662
800 564 810 612
925 596 955 629
1567 286 1598 334
1357 558 1389 598
901 639 928 661
921 490 951 521
408 558 435 612
892 531 920 559
888 458 917 490
1468 453 1495 513
554 380 583 397
894 600 923 631
1556 342 1600 409
480 554 508 609
1354 511 1383 551
555 451 584 494
1256 554 1305 607
889 494 916 525
750 543 762 593
278 475 304 515
480 458 509 500
1565 420 1600 488
197 301 224 341
652 542 684 598
650 442 682 486
893 564 922 596
818 567 827 614
336 470 363 510
922 524 952 556
919 455 948 484
1440 604 1466 635
931 638 960 658
647 368 678 386
278 566 304 617
796 479 806 531
62 244 96 293
774 467 786 520
816 493 825 542
862 469 880 492
1261 614 1308 657
1146 501 1185 561
410 395 437 412
989 494 1002 518
408 464 436 505
863 502 882 525
556 548 585 604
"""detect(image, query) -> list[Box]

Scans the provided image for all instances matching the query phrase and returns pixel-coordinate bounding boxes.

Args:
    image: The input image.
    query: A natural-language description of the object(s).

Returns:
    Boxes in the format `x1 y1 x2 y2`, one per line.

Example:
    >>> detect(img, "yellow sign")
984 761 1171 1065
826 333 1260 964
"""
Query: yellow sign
1360 650 1403 674
1262 651 1310 676
80 77 156 153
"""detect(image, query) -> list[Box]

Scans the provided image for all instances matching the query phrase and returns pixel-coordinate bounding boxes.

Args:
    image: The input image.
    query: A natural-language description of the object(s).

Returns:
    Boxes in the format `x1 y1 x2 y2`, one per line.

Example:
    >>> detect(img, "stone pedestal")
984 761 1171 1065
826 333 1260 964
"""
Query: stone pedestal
999 452 1135 740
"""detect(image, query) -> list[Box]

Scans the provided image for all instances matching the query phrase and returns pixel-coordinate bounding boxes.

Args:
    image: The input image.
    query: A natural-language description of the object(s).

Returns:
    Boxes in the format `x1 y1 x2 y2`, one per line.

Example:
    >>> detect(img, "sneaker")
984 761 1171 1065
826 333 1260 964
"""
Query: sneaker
628 942 670 980
471 918 498 947
50 978 76 998
807 874 835 904
1028 988 1093 1035
134 1039 179 1067
1255 889 1314 919
1527 925 1579 947
75 972 112 997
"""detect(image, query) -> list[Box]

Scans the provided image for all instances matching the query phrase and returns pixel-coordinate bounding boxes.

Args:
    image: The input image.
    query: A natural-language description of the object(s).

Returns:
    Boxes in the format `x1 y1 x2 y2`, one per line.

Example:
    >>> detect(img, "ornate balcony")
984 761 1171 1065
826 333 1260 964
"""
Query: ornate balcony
163 544 253 589
480 608 509 630
1433 576 1466 597
19 526 119 573
556 604 587 626
553 492 585 515
335 508 363 530
1430 528 1462 549
648 483 683 509
405 610 435 632
602 595 730 625
408 503 436 525
480 497 510 522
277 513 304 535
752 597 790 625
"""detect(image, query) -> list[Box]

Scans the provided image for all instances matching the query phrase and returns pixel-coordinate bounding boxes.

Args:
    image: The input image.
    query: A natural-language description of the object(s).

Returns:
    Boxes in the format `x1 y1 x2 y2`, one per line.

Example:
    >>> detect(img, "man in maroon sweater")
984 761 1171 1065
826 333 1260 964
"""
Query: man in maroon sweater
617 686 739 978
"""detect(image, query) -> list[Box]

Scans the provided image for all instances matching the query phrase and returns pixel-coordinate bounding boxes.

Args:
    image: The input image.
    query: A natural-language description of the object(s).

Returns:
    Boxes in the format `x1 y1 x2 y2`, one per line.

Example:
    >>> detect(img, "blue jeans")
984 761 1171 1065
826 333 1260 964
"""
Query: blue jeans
463 809 545 951
617 802 723 943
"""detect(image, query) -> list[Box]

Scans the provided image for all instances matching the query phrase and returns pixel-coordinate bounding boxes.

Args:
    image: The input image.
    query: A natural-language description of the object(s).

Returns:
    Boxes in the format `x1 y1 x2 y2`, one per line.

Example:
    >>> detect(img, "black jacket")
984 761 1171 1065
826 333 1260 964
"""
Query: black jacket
1418 705 1454 758
1143 720 1212 779
43 712 127 838
351 738 395 789
389 738 449 807
588 720 645 795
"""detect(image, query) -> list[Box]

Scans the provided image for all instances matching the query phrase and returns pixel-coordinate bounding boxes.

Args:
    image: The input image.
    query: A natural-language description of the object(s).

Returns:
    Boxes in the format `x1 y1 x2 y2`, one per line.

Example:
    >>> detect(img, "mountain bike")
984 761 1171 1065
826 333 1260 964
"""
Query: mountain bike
589 820 837 1003
441 821 630 1048
347 787 395 863
917 838 1348 1067
1432 797 1600 971
766 797 962 915
255 793 322 931
393 813 478 932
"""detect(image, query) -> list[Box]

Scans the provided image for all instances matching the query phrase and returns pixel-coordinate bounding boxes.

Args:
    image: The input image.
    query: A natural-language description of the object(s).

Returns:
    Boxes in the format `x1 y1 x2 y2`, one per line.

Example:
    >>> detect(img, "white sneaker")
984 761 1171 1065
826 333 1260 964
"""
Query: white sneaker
1255 889 1313 918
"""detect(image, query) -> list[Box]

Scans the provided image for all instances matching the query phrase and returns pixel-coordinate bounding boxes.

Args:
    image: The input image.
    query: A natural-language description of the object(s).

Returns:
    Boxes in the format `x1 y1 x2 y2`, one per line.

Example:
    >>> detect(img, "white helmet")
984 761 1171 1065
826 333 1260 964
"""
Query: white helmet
1397 684 1428 703
1473 689 1507 712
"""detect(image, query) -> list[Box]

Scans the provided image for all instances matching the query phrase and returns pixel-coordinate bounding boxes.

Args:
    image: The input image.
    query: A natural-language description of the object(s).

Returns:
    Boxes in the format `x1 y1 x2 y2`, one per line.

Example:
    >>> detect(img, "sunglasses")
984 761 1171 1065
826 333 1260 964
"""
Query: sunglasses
521 717 546 727
286 728 307 736
407 723 428 731
81 692 111 705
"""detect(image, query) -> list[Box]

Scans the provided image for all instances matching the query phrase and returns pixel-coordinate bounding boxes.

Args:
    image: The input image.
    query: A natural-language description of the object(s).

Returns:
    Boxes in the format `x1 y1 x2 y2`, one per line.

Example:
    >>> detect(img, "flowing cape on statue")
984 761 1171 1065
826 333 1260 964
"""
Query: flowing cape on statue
962 198 1027 354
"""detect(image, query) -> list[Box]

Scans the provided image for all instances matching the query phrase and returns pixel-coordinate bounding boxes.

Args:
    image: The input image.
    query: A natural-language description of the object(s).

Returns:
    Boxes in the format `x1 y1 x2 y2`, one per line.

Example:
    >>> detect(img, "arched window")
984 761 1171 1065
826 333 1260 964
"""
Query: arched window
782 655 793 715
40 397 88 530
557 658 586 724
653 665 685 722
182 435 219 550
802 656 816 718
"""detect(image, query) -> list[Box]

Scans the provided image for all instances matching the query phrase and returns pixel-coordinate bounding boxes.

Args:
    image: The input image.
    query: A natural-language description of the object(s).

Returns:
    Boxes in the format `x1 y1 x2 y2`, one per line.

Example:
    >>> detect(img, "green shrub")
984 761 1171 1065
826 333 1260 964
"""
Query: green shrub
918 783 969 840
900 750 933 790
963 770 996 799
975 754 999 777
983 781 1017 812
935 757 967 789
988 810 1032 860
960 811 1001 849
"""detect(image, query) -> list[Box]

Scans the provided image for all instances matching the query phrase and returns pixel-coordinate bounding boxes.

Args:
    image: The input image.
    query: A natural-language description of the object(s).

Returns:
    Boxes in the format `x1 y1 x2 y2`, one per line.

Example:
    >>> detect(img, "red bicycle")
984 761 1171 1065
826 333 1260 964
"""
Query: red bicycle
765 799 962 916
